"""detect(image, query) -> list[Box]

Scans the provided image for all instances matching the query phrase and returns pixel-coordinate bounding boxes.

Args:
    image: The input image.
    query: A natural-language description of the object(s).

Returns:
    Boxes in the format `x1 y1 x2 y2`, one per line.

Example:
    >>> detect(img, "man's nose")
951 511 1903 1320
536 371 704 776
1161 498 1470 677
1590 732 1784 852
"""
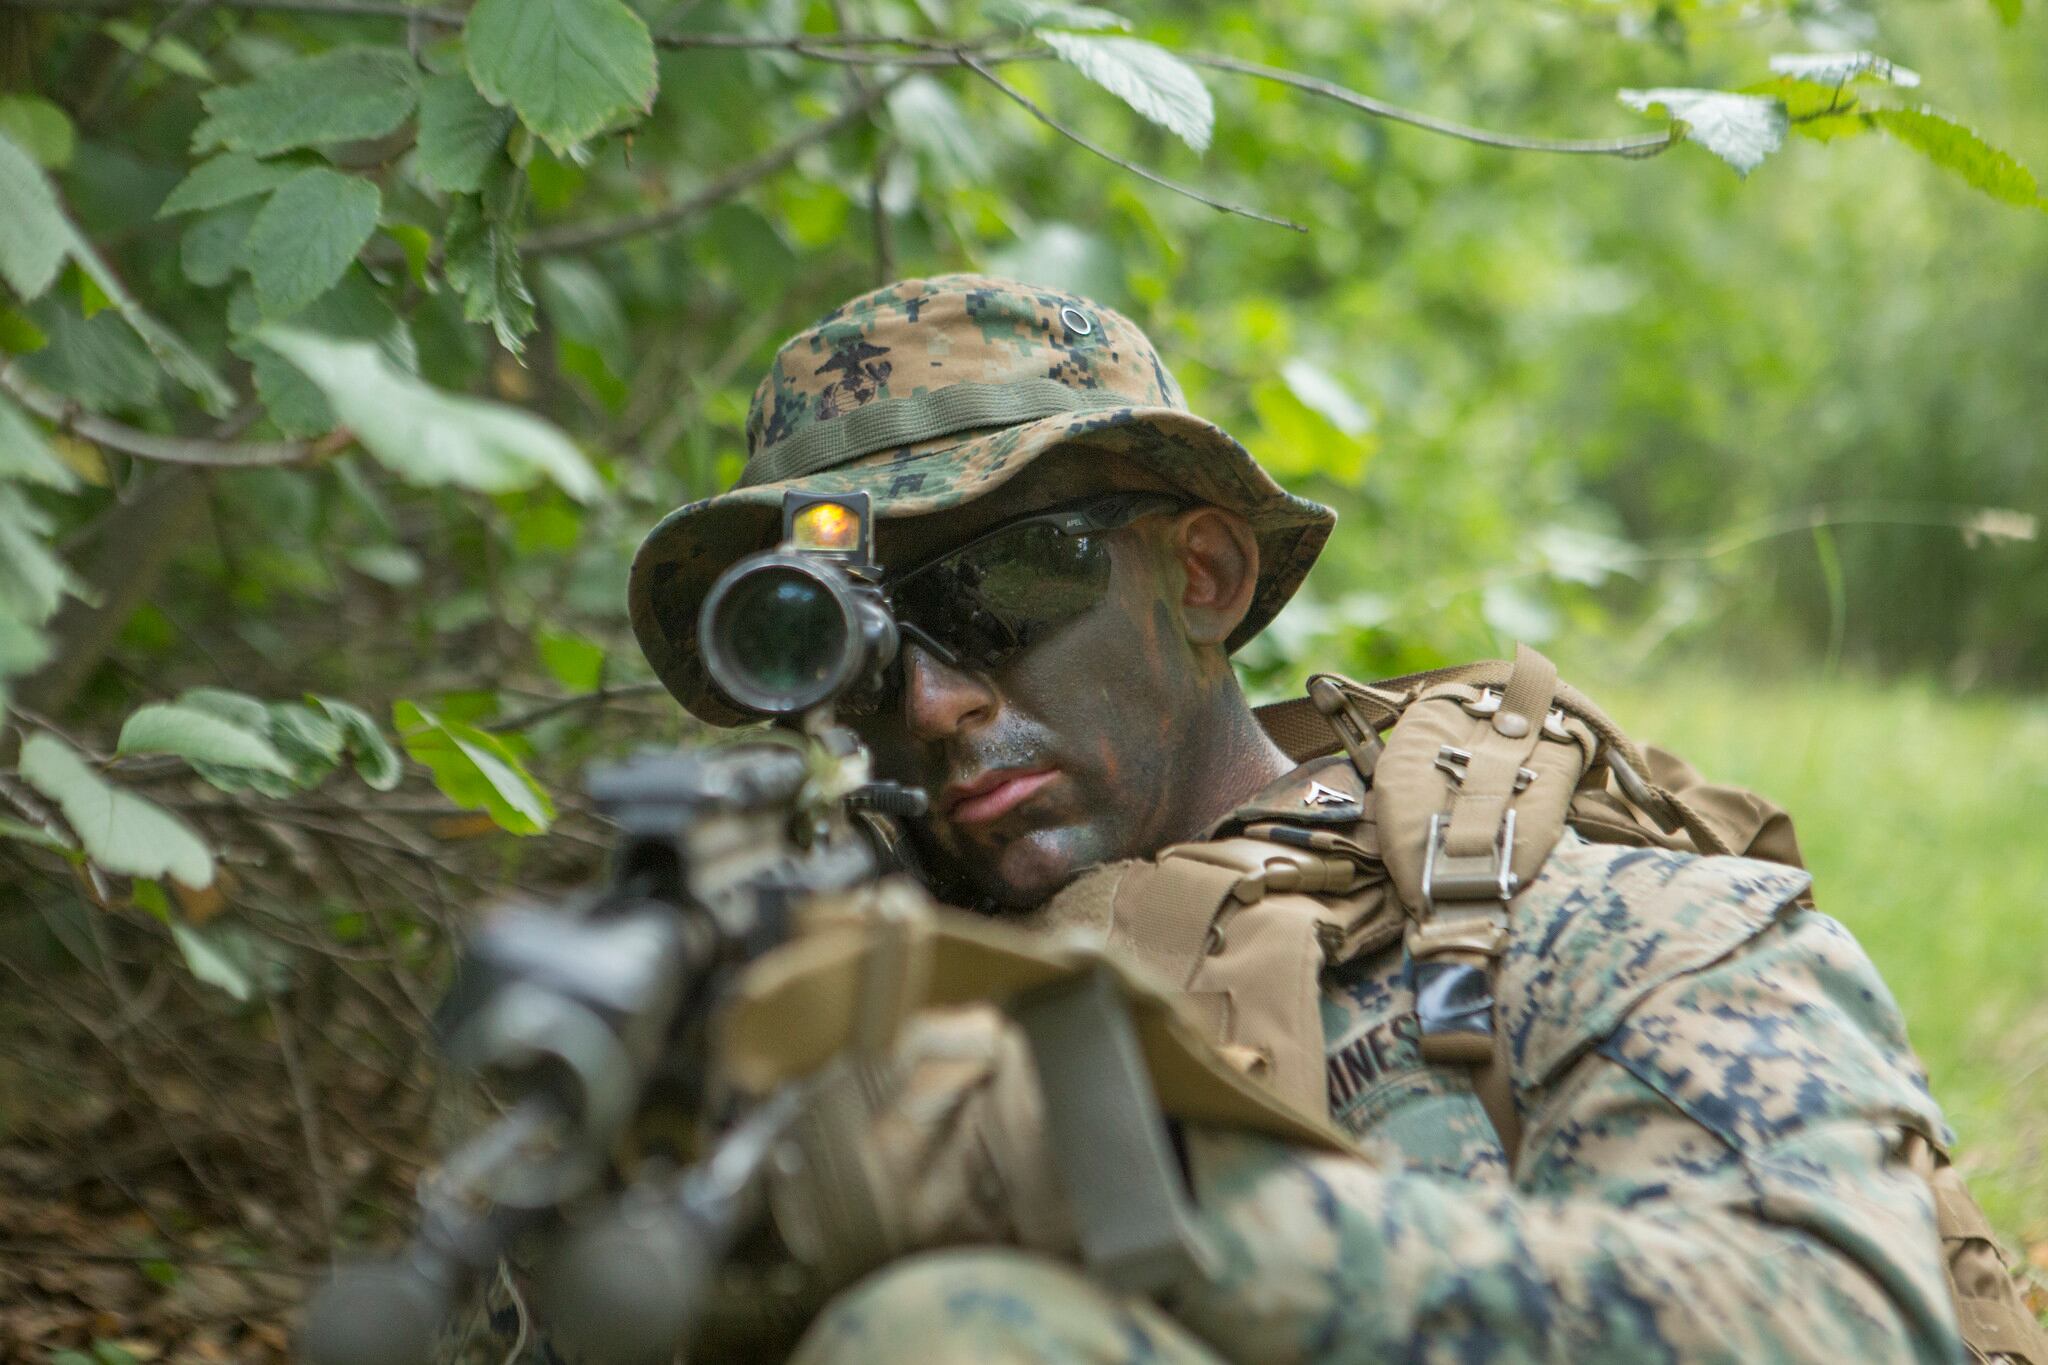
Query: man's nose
900 643 997 742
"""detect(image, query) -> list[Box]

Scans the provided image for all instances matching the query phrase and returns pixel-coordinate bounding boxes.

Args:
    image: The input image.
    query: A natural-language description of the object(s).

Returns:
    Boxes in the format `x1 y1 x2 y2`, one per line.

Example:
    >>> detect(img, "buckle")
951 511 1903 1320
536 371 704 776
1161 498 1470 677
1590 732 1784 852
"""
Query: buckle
1433 745 1535 792
1419 809 1520 910
1463 688 1570 742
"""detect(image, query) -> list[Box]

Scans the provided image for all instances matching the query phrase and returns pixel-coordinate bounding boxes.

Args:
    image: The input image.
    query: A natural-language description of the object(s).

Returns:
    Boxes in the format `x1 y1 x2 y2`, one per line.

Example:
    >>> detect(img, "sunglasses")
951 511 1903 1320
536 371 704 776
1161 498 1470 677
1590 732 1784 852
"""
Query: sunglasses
838 491 1186 716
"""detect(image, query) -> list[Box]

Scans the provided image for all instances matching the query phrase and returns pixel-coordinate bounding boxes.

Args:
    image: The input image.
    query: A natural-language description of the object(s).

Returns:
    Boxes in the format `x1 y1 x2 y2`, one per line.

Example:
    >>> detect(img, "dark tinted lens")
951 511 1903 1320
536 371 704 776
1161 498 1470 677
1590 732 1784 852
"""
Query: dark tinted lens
892 523 1111 669
710 566 850 699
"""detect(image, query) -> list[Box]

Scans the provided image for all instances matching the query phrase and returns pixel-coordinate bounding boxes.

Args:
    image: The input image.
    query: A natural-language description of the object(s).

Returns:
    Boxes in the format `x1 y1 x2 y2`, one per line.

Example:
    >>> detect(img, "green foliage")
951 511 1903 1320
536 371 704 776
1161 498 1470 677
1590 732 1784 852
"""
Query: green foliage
1874 107 2044 204
241 169 384 319
17 732 213 888
465 0 659 153
193 46 420 157
393 700 553 834
1041 33 1215 153
158 153 305 218
0 95 76 170
116 699 296 777
260 328 598 497
1618 88 1787 175
417 73 519 195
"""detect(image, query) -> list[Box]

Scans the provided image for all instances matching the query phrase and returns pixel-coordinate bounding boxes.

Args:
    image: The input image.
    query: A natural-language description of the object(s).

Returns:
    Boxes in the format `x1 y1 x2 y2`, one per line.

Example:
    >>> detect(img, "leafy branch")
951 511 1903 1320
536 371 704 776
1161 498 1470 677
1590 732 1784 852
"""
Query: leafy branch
963 55 1302 231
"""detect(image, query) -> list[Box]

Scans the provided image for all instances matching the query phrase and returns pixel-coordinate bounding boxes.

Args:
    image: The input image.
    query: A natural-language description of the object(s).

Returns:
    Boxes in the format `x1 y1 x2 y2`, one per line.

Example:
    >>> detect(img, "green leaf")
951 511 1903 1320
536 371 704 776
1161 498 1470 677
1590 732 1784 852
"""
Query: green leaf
117 701 296 776
465 0 658 153
537 630 603 690
158 152 302 218
1767 52 1921 89
1040 32 1214 154
0 814 74 854
416 72 517 194
0 131 72 300
233 272 417 437
0 95 76 169
1618 88 1788 177
1989 0 2022 23
194 45 421 157
1871 107 2043 207
393 700 553 834
385 223 436 289
170 922 252 1001
534 258 627 373
241 168 383 319
889 77 991 183
314 696 402 791
17 297 160 414
0 392 78 491
104 18 214 81
179 202 258 288
0 137 232 411
0 482 82 626
258 327 600 500
18 732 215 887
990 0 1130 31
345 543 424 586
443 174 537 352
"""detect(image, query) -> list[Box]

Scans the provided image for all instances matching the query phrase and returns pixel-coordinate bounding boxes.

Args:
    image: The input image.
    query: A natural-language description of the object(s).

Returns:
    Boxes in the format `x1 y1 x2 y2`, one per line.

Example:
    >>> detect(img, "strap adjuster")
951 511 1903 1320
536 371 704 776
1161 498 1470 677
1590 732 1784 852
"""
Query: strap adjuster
1433 744 1535 792
1462 688 1570 742
1420 809 1520 910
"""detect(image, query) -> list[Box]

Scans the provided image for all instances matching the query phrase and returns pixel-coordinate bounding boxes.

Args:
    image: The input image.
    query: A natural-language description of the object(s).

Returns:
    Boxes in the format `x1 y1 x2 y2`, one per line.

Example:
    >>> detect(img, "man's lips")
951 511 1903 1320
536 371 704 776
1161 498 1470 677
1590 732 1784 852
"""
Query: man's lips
942 768 1059 826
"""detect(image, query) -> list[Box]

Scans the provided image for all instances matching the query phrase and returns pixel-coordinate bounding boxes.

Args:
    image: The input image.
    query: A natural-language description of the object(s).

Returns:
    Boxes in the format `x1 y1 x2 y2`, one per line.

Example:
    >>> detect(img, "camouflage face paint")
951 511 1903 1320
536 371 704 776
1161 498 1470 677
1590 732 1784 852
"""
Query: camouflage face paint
856 469 1293 909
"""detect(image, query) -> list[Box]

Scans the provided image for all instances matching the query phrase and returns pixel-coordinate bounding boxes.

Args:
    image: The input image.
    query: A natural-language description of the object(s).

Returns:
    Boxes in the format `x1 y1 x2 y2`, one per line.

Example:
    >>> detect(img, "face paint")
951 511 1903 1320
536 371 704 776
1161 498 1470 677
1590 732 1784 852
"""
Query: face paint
854 474 1289 909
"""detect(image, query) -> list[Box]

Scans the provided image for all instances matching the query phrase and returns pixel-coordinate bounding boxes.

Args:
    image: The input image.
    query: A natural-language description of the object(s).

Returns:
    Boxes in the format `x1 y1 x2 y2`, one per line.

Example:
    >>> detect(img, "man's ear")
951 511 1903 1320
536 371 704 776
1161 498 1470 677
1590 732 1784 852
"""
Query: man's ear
1167 506 1261 647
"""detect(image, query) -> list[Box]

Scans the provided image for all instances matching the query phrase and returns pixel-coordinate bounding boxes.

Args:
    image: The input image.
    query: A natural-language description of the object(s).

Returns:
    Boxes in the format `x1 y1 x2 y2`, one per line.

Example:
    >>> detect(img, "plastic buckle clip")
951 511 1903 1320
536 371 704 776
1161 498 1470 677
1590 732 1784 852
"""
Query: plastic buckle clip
1419 809 1519 912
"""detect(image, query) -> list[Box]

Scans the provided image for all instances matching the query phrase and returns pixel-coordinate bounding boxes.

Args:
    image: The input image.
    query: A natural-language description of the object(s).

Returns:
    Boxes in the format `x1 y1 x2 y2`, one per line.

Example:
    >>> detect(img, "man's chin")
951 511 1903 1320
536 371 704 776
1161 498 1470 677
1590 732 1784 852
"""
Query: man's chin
943 827 1095 912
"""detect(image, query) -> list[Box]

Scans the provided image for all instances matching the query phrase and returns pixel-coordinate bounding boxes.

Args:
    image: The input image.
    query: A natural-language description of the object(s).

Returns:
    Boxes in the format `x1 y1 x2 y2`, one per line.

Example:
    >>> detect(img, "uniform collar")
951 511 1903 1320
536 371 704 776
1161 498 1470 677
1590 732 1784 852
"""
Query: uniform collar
1203 752 1366 838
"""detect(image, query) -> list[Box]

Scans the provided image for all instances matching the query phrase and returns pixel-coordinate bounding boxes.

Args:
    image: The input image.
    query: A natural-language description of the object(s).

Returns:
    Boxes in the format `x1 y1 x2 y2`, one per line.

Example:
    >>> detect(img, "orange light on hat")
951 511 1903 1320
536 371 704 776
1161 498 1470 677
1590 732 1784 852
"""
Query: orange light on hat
790 499 862 552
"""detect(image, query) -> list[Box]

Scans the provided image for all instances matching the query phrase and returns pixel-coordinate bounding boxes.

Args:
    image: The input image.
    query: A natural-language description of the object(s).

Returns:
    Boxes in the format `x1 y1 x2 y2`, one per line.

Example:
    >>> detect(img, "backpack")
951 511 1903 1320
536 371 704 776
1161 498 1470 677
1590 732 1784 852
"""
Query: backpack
1249 645 2044 1365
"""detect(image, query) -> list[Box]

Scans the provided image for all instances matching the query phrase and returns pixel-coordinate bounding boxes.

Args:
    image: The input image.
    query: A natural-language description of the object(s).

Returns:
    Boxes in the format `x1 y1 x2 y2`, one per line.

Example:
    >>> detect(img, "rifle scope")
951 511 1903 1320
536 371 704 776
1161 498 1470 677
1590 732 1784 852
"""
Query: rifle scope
699 490 900 716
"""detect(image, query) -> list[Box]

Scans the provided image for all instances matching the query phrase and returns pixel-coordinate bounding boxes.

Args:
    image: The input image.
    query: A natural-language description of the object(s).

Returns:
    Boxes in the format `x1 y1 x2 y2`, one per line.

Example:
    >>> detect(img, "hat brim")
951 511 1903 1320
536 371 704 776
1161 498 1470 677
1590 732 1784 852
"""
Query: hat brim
629 405 1335 726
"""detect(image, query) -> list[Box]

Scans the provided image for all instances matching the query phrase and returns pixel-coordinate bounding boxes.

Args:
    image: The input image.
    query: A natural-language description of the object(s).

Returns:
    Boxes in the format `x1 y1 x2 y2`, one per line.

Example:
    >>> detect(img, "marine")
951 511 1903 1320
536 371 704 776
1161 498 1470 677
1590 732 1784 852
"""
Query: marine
625 275 2042 1363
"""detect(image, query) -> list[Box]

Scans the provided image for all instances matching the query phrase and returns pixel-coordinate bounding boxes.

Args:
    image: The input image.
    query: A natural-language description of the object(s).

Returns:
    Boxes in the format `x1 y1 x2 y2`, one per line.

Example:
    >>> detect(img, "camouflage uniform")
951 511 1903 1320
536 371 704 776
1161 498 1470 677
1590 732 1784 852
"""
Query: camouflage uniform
626 276 1973 1364
785 829 1961 1364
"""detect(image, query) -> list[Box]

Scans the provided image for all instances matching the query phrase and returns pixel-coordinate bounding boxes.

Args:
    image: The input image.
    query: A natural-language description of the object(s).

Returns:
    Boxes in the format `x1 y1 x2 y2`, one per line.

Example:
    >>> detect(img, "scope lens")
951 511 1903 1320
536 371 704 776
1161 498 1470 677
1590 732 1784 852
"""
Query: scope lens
709 565 850 705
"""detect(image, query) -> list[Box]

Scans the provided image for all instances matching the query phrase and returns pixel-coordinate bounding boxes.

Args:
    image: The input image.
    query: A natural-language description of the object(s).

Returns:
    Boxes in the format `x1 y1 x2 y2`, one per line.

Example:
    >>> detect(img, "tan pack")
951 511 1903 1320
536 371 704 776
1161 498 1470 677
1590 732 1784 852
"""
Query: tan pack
1251 645 2043 1363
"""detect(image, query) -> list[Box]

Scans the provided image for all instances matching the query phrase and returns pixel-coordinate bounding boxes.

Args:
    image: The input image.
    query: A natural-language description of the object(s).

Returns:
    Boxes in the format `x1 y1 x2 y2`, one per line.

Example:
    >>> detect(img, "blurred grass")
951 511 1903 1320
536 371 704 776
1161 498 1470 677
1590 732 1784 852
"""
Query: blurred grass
1601 672 2048 1246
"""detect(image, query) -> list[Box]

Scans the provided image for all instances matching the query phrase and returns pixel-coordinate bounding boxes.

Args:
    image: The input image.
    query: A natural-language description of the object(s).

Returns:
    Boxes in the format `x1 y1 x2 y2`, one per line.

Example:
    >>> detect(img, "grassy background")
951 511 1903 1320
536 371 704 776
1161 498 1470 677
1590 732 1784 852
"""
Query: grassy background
1591 671 2048 1246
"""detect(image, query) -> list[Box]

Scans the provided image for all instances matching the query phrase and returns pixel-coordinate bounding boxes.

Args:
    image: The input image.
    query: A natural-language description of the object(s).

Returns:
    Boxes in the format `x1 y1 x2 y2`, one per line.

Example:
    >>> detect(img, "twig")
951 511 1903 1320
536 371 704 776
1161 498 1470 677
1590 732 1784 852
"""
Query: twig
0 363 339 468
79 0 204 125
270 996 339 1242
522 82 900 256
483 680 668 731
963 56 1305 232
1182 52 1675 158
0 0 460 17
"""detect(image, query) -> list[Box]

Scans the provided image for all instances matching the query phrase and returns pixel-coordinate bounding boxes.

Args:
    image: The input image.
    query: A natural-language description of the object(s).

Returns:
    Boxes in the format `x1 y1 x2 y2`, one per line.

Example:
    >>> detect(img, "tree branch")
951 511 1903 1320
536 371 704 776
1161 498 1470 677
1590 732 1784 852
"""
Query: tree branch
520 79 901 256
1182 52 1676 158
0 0 463 18
0 363 335 468
963 56 1304 232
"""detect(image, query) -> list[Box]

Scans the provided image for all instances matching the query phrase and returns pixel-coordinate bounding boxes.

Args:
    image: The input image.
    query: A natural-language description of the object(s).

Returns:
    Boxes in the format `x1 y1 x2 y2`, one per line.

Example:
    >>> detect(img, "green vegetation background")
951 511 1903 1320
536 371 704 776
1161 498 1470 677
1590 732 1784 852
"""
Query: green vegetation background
0 0 2043 1348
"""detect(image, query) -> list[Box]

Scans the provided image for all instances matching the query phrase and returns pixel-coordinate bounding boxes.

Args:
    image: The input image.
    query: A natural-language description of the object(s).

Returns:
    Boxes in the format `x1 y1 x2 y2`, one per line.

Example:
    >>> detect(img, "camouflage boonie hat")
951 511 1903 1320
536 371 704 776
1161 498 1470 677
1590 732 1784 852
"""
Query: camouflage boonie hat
629 273 1336 726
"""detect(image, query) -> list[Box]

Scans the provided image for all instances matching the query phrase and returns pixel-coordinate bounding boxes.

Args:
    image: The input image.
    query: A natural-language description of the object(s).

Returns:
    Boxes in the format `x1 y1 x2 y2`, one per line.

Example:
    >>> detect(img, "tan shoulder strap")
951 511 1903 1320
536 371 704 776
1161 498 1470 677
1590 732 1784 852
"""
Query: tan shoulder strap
1901 1131 2048 1363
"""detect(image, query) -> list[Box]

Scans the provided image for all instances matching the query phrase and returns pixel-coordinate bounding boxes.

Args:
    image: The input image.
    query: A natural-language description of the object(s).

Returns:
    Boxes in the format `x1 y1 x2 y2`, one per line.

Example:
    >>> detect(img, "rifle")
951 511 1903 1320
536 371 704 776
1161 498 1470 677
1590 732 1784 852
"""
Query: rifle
300 491 927 1365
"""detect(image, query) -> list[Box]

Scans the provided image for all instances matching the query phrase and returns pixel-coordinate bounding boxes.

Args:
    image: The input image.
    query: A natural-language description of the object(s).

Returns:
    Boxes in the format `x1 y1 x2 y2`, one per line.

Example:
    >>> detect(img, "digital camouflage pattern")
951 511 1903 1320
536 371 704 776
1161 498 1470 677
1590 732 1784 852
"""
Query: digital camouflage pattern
790 832 1966 1364
628 274 1334 725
